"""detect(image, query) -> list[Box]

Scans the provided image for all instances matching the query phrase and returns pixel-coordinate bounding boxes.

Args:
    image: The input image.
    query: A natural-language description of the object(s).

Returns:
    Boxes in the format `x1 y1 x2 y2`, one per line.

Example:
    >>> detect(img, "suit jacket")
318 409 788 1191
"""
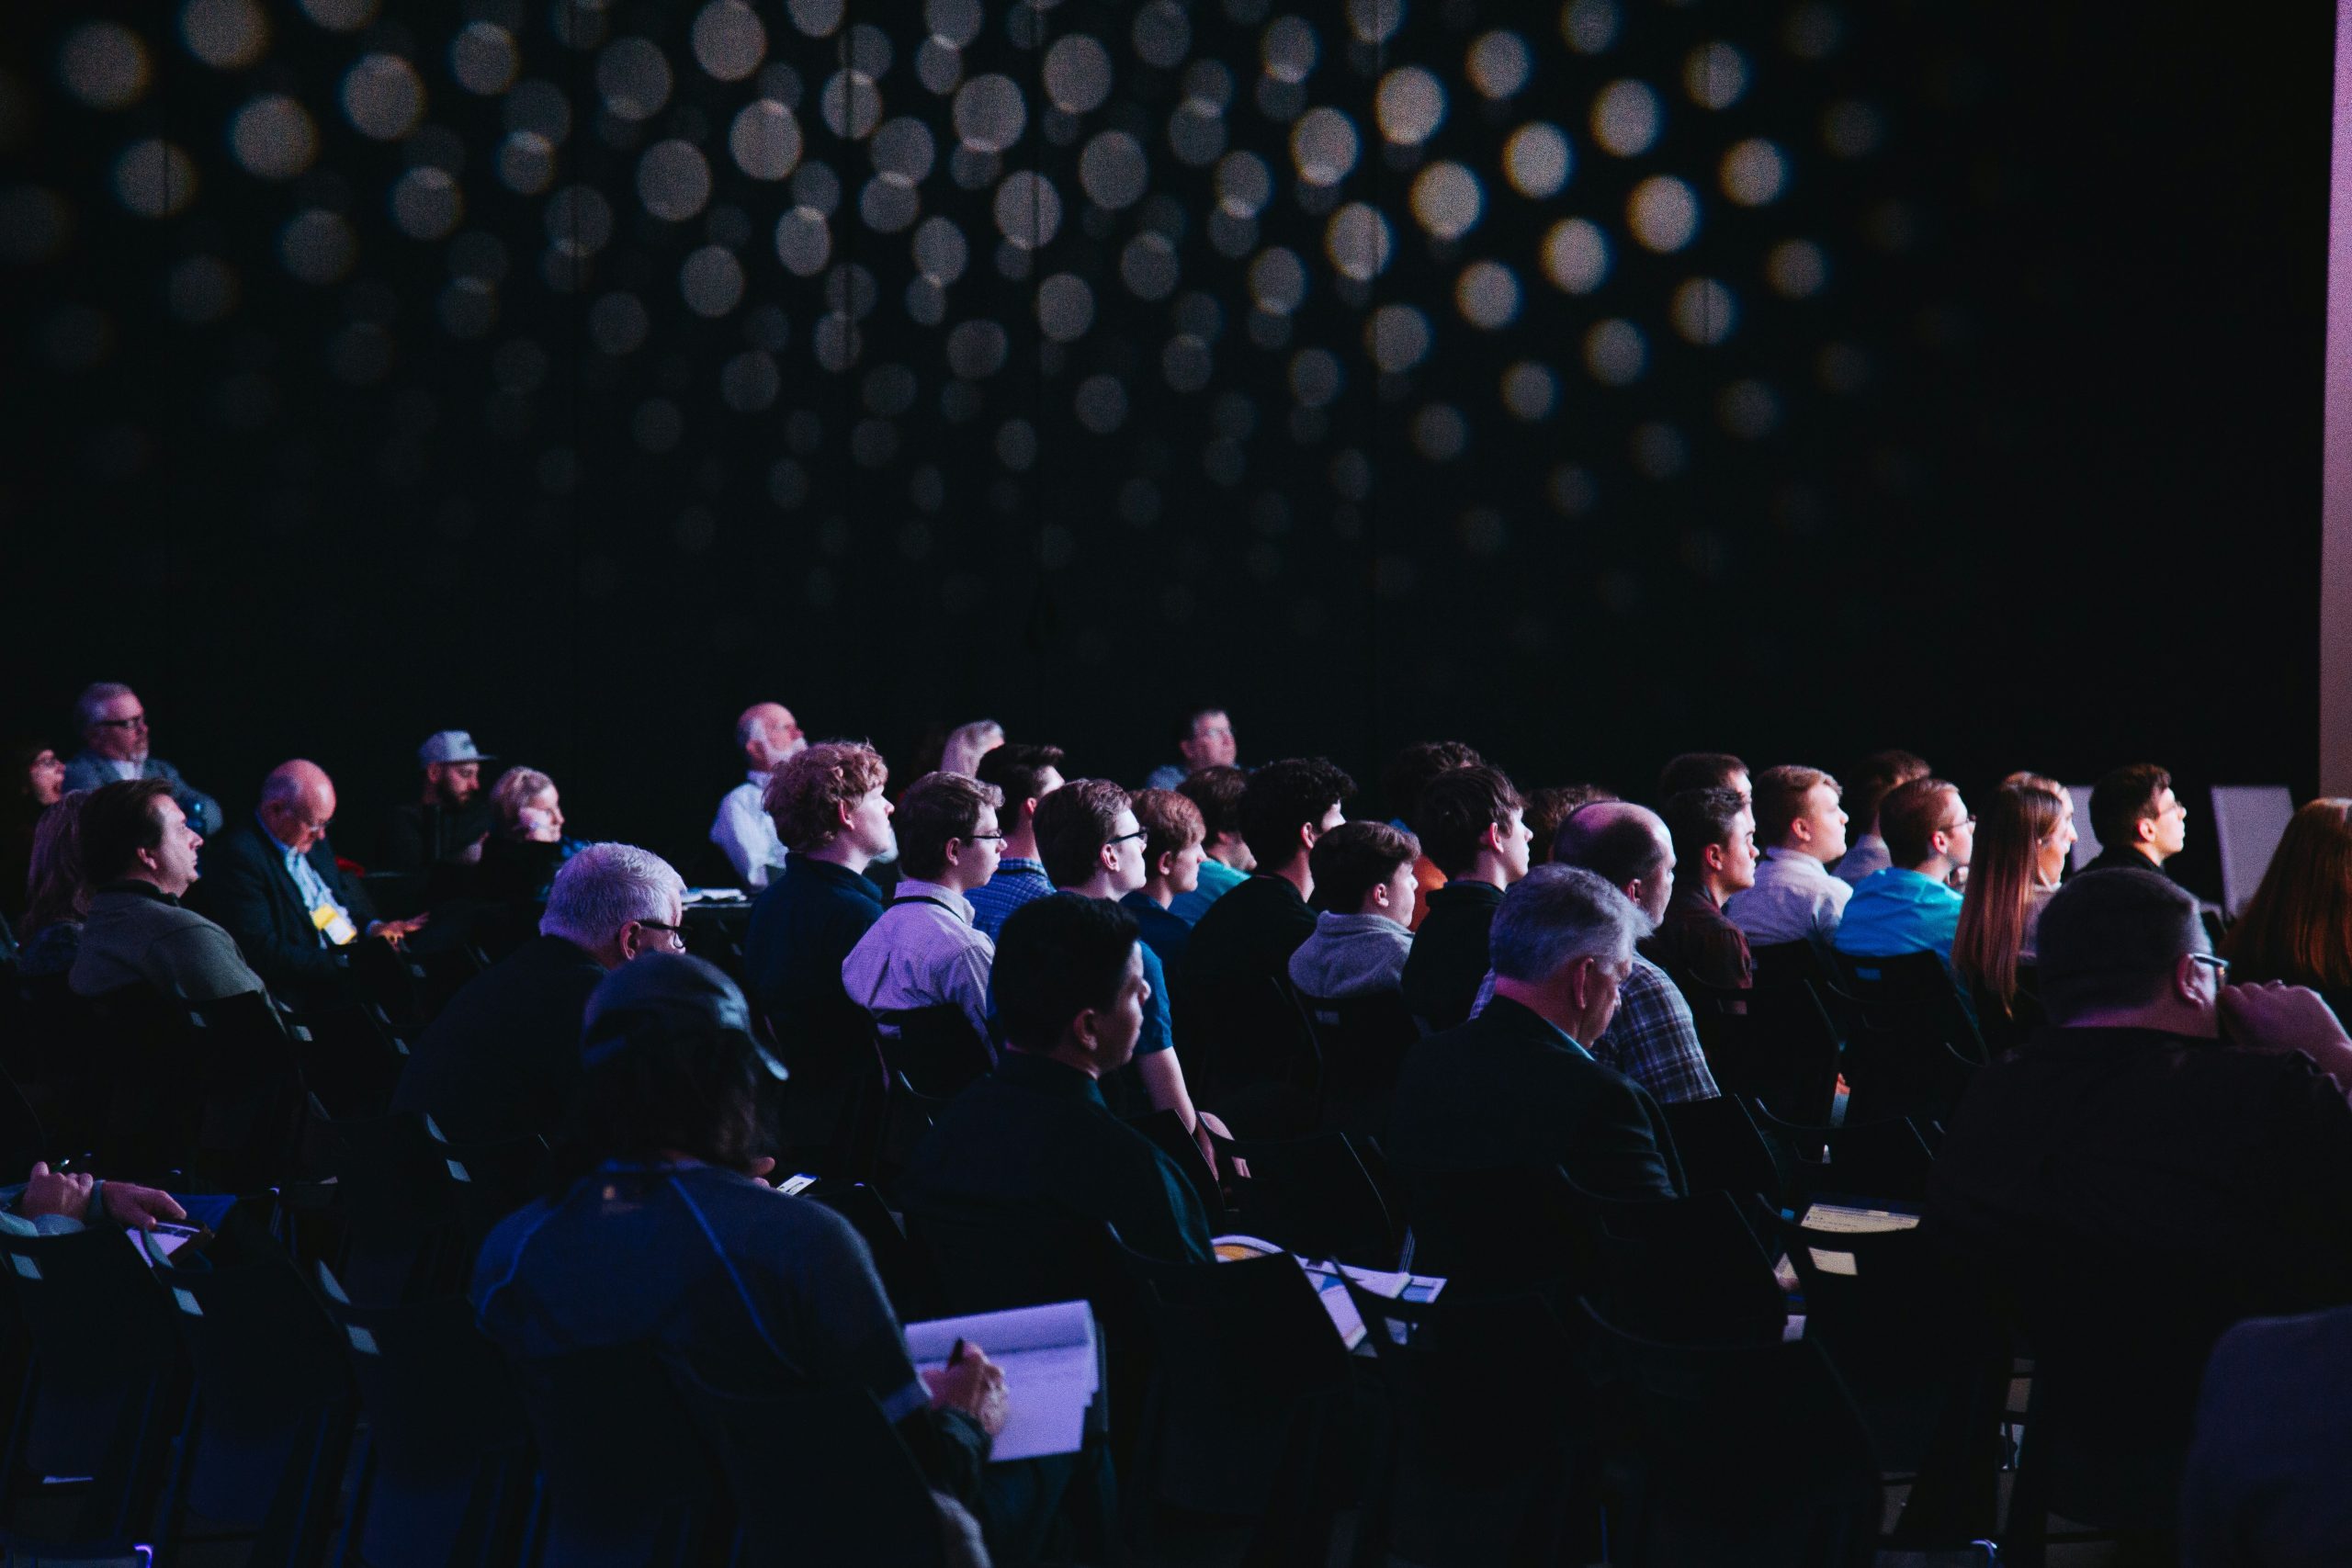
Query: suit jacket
61 752 222 837
390 933 605 1144
191 823 377 1009
70 881 266 1002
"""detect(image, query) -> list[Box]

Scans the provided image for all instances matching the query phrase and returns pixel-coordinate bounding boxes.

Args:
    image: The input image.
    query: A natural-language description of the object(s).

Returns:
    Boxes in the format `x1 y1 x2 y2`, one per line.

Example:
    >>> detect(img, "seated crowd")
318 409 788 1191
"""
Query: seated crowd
8 681 2352 1564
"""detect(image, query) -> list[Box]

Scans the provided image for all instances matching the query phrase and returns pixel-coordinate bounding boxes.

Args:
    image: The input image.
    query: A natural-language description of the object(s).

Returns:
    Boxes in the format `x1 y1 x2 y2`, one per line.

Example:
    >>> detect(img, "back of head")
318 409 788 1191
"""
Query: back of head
1658 752 1747 802
1309 820 1419 913
2089 762 2171 852
1525 784 1617 856
1490 864 1651 984
1412 764 1523 876
895 772 1004 880
1552 800 1668 889
764 741 887 852
1177 763 1249 841
569 952 769 1176
541 842 685 949
78 778 174 886
976 741 1067 807
25 791 90 931
1132 787 1205 864
1381 740 1483 825
2223 798 2352 990
939 719 1005 777
2036 868 2204 1021
1849 750 1930 829
1034 778 1130 887
1660 786 1746 863
1752 765 1839 847
1879 777 1958 868
1239 757 1357 865
1952 784 2067 1006
994 893 1140 1051
491 766 555 831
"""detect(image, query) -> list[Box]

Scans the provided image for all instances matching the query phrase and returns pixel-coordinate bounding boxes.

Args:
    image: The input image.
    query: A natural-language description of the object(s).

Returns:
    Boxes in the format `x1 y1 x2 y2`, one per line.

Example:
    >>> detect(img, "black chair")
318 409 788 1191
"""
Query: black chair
184 988 310 1189
876 1002 993 1099
873 1070 951 1196
1705 977 1844 1127
1588 1187 1790 1346
1392 1161 1597 1296
1297 990 1419 1138
1657 1095 1782 1210
1125 1107 1224 1220
284 999 412 1121
1216 1128 1396 1268
1830 949 1984 1054
324 1111 542 1304
1749 1103 1938 1207
1184 976 1323 1134
513 1343 731 1568
804 1178 934 1320
1841 1010 1982 1130
347 939 435 1037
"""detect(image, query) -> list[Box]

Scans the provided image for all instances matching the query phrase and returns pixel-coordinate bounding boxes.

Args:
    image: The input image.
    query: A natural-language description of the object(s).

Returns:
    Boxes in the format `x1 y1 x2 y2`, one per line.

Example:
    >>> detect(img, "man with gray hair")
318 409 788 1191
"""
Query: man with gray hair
1387 864 1686 1220
392 842 687 1143
710 702 806 891
61 682 221 836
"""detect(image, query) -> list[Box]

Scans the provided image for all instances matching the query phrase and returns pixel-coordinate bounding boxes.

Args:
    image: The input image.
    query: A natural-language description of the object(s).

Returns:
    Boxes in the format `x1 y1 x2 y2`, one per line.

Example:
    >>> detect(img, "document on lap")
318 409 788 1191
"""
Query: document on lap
905 1300 1100 1462
1212 1234 1446 1351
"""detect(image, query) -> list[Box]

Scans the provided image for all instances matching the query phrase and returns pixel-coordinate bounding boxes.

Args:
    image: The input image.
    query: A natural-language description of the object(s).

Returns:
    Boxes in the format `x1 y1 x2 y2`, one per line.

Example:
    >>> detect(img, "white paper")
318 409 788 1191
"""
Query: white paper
1798 1202 1921 1235
906 1301 1099 1462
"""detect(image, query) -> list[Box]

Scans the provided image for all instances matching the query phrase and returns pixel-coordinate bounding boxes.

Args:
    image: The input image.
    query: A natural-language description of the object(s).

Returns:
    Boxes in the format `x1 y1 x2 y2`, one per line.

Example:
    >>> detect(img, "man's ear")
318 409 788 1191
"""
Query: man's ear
2138 815 2160 847
1703 841 1728 874
1154 849 1175 878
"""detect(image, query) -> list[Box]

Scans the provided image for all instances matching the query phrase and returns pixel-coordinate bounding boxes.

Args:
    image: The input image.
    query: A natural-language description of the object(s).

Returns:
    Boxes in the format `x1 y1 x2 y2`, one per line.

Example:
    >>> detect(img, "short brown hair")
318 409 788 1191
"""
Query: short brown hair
1381 740 1483 823
1034 778 1131 887
1849 750 1929 830
1309 820 1419 913
2090 763 2171 852
894 772 1004 881
1524 784 1616 855
1658 752 1747 801
1880 777 1961 868
1177 764 1248 842
976 742 1066 810
1131 788 1204 867
1413 765 1524 876
1752 765 1840 846
1661 787 1748 863
79 778 175 885
764 742 888 853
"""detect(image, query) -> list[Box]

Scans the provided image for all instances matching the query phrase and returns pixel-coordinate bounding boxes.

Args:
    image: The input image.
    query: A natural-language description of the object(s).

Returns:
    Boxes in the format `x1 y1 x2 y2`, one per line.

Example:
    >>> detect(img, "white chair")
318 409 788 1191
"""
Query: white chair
2211 785 2297 916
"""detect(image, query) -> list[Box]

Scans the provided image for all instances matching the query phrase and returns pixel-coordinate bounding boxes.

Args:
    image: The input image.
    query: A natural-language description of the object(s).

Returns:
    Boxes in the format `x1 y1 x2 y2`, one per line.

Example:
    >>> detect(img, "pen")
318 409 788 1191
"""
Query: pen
948 1337 967 1366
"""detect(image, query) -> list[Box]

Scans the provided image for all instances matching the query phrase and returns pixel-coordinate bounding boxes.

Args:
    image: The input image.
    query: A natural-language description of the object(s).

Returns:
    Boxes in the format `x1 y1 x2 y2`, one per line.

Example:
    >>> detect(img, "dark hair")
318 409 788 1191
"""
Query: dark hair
560 955 770 1189
1881 777 1961 867
23 792 89 932
1309 820 1419 913
1849 749 1930 831
995 894 1141 1051
1034 778 1131 887
79 778 175 884
1657 752 1747 802
2036 868 2206 1021
1177 764 1249 841
976 742 1067 810
894 772 1004 881
1170 705 1228 746
1525 784 1616 855
1412 764 1525 876
1661 787 1748 864
1380 740 1483 824
1239 757 1356 866
1751 765 1840 846
9 739 53 809
1131 787 1204 868
763 742 887 853
2223 798 2352 993
1553 806 1668 888
2089 763 2172 852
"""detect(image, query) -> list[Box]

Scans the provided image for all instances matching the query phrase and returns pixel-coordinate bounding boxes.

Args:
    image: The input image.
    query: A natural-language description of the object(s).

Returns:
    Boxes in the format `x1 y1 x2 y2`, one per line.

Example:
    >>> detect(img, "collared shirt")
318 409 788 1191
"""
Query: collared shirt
260 813 355 948
1287 910 1413 1000
711 772 788 891
1835 867 1964 961
1726 847 1853 947
1144 762 1190 792
967 857 1055 942
842 879 996 1053
1834 834 1891 887
1168 855 1247 925
103 757 141 783
1644 884 1753 993
1591 953 1720 1104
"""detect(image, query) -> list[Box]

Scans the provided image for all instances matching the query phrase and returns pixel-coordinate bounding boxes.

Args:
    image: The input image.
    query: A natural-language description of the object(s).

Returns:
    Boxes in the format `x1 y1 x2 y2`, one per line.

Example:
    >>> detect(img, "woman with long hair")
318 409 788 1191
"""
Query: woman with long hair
1953 781 2074 1034
2223 799 2352 1020
15 790 90 978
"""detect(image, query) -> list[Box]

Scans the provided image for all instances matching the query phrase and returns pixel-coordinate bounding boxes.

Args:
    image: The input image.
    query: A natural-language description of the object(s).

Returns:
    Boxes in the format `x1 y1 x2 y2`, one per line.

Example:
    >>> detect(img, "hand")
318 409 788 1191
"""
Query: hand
922 1342 1009 1436
18 1162 93 1223
101 1181 187 1232
367 915 430 949
743 1156 778 1182
2222 982 2352 1064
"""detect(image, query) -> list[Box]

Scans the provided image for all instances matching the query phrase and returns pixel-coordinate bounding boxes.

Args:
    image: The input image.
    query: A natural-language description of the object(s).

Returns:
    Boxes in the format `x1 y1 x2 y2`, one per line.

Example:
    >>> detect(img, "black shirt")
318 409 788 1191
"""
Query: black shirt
1398 878 1506 1030
390 933 605 1143
377 797 493 874
1182 874 1317 1002
741 856 886 1085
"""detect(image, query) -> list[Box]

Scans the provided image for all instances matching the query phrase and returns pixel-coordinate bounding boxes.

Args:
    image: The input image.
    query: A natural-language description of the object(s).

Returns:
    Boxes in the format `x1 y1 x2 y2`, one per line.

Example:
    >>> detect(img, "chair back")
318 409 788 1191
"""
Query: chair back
1395 1161 1597 1295
1748 1104 1936 1207
1185 976 1323 1133
1298 991 1419 1137
1657 1095 1782 1209
804 1179 934 1320
1219 1129 1396 1268
876 1004 992 1099
512 1343 729 1568
1589 1188 1789 1345
2211 784 2295 916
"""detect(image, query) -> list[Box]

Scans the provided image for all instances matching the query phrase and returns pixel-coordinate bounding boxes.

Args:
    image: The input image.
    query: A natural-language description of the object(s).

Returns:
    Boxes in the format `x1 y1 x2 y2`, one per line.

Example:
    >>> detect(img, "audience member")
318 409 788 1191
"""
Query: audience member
1524 784 1617 863
1168 764 1253 923
939 719 1005 778
1122 787 1205 973
1288 821 1419 1001
1657 751 1750 804
2085 761 2189 877
841 773 1003 1053
70 778 264 1001
0 1160 186 1236
1837 749 1931 886
1183 757 1355 1005
1144 705 1238 791
1952 782 2073 1026
61 682 221 836
967 743 1067 942
899 895 1215 1264
2223 798 2352 1021
377 730 494 874
15 789 88 978
1836 777 1973 963
709 703 805 892
1725 765 1851 948
1400 765 1532 1030
477 765 575 907
1646 787 1757 992
4 739 65 926
472 953 1008 1532
1380 741 1485 933
393 843 687 1143
743 743 896 1083
1387 865 1686 1207
2182 1305 2352 1567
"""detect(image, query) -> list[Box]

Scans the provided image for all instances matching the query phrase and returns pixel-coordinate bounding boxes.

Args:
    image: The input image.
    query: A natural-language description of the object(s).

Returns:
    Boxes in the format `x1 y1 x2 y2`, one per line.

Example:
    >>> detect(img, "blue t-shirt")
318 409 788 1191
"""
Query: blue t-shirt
1834 868 1964 961
1168 856 1247 926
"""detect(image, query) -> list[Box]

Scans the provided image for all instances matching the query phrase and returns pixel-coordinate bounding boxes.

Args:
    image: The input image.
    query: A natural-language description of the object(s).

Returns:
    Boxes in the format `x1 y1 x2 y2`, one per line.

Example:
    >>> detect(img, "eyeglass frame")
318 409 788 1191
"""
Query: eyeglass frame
91 713 149 730
633 919 688 950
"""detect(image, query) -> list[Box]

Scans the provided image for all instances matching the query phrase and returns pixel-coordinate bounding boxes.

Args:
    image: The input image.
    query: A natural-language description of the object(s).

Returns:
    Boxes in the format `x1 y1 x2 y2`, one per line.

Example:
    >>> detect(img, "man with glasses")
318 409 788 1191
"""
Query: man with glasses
62 682 221 836
1145 705 1239 792
842 772 1005 1055
392 842 688 1144
2084 762 2191 879
1835 776 1974 964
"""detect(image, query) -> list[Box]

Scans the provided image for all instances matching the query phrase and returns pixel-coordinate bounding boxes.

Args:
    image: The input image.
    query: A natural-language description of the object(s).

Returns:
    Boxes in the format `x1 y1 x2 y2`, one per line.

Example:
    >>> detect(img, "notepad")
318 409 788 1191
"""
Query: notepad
1798 1202 1921 1235
1212 1235 1445 1349
905 1300 1100 1462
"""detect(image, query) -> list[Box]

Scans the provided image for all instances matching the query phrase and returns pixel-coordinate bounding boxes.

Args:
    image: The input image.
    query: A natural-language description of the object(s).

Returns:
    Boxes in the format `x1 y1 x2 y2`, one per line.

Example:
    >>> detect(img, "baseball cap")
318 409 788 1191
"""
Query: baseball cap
419 730 493 767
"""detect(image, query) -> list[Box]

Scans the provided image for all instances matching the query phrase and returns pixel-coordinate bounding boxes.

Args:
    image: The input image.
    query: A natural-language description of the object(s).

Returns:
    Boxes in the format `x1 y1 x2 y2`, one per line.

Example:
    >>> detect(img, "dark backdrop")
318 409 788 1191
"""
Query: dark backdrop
0 0 2331 897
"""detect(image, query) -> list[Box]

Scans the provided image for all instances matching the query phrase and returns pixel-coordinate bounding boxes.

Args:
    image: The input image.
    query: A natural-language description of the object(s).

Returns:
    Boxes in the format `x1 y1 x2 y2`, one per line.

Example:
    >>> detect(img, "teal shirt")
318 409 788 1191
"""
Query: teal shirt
1833 868 1963 962
1169 856 1247 925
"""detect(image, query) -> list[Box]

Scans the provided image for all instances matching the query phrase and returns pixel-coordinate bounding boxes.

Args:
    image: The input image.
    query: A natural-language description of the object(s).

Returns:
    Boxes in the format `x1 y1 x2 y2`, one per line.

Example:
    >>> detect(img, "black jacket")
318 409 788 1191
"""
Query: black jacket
1398 879 1505 1030
191 822 377 1009
390 933 605 1144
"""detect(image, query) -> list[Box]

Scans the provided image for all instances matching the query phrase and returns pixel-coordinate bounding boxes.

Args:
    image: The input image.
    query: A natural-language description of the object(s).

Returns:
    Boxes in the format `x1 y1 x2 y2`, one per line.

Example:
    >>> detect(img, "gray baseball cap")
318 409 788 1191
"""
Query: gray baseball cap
418 730 494 766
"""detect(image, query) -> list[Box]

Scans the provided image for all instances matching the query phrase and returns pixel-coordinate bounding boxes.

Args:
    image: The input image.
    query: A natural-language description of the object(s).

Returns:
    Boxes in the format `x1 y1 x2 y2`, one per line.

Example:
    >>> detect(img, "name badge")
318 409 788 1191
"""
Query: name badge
312 903 358 945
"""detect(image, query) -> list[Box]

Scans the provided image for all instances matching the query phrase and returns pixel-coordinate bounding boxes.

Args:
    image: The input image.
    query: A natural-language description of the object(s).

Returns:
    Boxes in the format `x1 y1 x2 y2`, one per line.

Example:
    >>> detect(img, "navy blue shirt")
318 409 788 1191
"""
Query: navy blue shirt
743 856 885 1080
1121 890 1193 977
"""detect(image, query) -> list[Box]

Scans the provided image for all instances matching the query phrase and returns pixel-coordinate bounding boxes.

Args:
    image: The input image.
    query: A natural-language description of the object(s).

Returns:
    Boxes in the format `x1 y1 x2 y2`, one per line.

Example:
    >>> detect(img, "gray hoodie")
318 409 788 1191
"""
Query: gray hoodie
1286 910 1413 1001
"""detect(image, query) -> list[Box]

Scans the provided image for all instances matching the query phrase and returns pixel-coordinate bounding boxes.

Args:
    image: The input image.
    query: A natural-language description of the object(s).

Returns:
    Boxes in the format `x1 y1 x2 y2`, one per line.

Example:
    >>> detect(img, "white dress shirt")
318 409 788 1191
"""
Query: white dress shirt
841 879 997 1053
710 771 788 890
1724 847 1853 947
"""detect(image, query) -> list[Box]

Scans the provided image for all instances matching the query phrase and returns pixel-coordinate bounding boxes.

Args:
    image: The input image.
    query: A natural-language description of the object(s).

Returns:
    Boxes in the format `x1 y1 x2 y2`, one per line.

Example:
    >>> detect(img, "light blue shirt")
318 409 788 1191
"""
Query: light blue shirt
1169 855 1247 925
1725 847 1852 947
1832 867 1962 961
261 813 351 947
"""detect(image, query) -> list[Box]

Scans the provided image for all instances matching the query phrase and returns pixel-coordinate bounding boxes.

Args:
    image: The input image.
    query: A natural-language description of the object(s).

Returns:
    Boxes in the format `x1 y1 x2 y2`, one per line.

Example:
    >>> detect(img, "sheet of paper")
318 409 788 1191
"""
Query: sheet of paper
906 1301 1099 1463
1798 1202 1921 1235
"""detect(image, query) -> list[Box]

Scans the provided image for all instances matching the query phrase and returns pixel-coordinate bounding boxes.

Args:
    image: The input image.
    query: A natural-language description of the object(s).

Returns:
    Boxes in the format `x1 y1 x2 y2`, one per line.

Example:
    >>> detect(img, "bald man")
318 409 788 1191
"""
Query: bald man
711 702 806 890
193 760 427 1011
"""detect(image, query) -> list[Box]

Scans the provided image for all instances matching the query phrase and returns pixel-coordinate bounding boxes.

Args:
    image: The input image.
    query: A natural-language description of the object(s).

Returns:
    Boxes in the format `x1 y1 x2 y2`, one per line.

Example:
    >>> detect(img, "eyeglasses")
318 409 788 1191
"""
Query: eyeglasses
1937 815 1976 833
1109 829 1149 848
965 831 1007 842
635 919 687 950
93 714 148 730
2188 952 2230 980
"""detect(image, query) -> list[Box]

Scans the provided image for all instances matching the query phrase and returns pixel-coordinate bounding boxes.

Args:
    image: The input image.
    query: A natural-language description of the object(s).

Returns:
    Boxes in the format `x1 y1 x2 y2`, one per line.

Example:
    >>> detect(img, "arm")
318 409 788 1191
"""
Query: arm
1570 1078 1685 1201
156 924 270 1003
712 790 765 887
201 843 344 988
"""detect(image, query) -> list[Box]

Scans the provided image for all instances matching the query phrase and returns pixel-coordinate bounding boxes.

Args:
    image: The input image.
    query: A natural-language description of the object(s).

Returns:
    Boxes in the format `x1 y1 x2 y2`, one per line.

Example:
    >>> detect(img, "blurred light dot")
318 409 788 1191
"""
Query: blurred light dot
113 140 197 217
929 0 983 47
872 118 935 182
1134 1 1192 68
168 255 237 325
451 23 518 95
598 38 671 121
182 0 268 69
1080 130 1148 208
1721 139 1786 205
731 100 803 179
639 140 712 220
280 209 355 282
955 74 1026 152
1628 175 1699 251
1037 272 1094 340
1408 162 1482 240
1785 3 1843 60
861 176 920 231
788 0 844 38
1366 303 1430 373
590 291 650 355
1215 151 1272 218
1045 34 1114 114
1671 277 1736 344
1767 238 1826 296
506 80 570 141
917 39 962 95
1543 218 1610 293
299 0 377 30
1290 107 1359 187
500 131 557 193
1412 405 1467 462
1348 0 1404 45
1684 42 1747 108
1823 100 1883 157
1633 423 1687 479
391 165 462 239
1719 378 1779 437
438 276 495 338
998 423 1036 473
682 246 746 316
1290 347 1342 407
1561 0 1618 54
1249 247 1306 315
60 24 151 110
1500 362 1556 419
1169 102 1227 166
821 70 883 140
1325 202 1391 280
948 319 1009 378
775 206 831 274
1503 123 1570 198
1584 318 1645 384
1375 67 1445 146
913 214 967 282
1455 260 1520 329
845 22 891 75
1261 17 1317 84
1163 334 1212 391
1466 32 1531 98
546 185 614 255
994 170 1061 249
1076 374 1128 433
1591 80 1658 157
1122 231 1180 299
230 96 316 179
344 54 424 140
693 1 767 81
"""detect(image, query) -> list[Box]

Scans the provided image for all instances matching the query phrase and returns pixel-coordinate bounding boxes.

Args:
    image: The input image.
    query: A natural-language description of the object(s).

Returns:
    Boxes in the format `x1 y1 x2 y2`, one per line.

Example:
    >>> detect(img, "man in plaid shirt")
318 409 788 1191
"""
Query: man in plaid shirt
1553 802 1721 1104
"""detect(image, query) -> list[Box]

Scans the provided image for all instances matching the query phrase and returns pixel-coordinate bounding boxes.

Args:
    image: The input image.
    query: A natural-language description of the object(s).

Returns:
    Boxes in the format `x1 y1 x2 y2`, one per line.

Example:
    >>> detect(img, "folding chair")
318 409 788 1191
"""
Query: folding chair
1297 990 1419 1139
1747 1101 1937 1206
1214 1128 1396 1268
1391 1161 1596 1295
804 1178 935 1320
876 1002 993 1099
1184 976 1323 1135
1587 1187 1789 1346
1657 1095 1782 1210
513 1343 732 1568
